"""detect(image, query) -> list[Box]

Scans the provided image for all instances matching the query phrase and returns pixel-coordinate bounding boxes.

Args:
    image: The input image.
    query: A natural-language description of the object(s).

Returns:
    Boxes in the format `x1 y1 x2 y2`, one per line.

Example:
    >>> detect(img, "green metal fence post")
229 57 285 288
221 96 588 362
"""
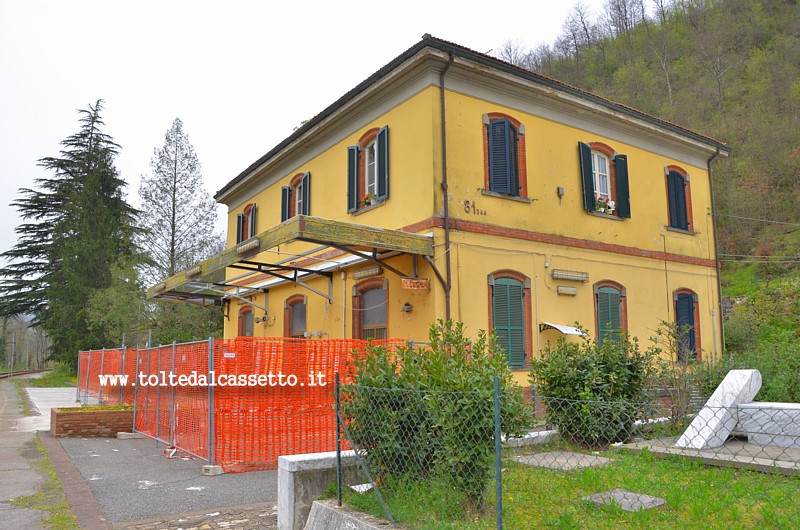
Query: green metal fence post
494 376 503 530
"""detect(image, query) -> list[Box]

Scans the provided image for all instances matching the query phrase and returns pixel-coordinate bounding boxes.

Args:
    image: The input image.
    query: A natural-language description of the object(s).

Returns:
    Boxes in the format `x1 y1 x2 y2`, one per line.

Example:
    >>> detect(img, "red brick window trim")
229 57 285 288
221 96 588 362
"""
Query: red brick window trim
487 269 533 367
665 165 694 232
673 288 701 360
483 112 528 198
352 277 388 340
358 128 380 148
593 280 628 341
238 306 254 337
283 294 307 338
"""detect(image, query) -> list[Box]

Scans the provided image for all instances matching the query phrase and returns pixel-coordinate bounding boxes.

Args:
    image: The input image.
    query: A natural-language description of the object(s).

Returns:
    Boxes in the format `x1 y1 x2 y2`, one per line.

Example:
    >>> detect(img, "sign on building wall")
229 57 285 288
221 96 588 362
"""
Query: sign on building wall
401 277 430 290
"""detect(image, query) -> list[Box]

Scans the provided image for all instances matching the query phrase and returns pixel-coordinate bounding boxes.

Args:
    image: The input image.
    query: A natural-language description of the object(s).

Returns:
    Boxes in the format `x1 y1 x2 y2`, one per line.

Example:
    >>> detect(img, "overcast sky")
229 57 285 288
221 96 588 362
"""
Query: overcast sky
0 0 606 259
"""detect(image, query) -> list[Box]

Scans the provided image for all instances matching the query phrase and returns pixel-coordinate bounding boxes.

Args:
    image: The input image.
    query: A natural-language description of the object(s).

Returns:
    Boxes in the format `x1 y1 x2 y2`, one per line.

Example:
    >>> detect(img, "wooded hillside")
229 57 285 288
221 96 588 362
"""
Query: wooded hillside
501 0 800 270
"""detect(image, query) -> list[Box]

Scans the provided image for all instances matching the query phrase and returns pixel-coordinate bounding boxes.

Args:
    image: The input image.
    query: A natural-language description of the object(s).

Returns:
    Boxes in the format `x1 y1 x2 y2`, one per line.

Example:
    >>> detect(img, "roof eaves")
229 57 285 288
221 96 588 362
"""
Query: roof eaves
215 34 729 201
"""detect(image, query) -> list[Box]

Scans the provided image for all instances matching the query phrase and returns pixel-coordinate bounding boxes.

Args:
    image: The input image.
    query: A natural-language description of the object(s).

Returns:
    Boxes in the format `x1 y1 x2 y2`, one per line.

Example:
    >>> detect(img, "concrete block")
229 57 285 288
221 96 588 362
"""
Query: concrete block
739 402 800 449
514 451 612 471
278 450 359 530
583 488 666 512
116 432 147 439
676 369 761 450
202 465 224 476
304 499 394 529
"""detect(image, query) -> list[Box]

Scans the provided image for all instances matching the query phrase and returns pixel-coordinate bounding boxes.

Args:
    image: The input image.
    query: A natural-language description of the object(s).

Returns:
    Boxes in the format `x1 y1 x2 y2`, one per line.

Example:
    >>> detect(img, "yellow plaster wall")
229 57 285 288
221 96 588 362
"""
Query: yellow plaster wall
221 82 721 379
225 87 441 249
442 92 716 261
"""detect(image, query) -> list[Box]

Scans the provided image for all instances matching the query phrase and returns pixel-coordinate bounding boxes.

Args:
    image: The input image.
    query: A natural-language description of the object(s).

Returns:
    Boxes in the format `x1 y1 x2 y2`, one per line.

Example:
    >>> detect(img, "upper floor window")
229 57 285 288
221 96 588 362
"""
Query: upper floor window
483 113 527 197
579 142 630 218
666 166 693 232
284 295 307 338
238 306 254 337
674 289 700 360
352 277 387 340
488 270 531 368
594 281 627 345
281 172 311 222
236 203 257 243
348 127 389 212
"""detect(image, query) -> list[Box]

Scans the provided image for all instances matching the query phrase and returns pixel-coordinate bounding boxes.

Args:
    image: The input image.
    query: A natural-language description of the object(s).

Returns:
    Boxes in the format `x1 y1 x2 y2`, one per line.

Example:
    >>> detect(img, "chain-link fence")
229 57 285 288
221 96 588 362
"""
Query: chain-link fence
335 381 800 528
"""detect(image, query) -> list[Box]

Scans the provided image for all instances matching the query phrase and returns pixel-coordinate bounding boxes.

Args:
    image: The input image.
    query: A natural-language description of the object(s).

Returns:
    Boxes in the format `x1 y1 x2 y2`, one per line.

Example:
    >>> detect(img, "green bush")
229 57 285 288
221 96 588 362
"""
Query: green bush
734 326 800 402
529 330 654 448
340 320 528 513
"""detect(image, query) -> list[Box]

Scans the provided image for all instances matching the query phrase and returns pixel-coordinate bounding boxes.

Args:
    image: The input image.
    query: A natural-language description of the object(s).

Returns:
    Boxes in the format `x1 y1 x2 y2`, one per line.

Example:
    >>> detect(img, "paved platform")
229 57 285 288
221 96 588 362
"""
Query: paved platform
14 387 92 433
624 436 800 474
0 378 46 530
59 436 277 523
16 383 278 526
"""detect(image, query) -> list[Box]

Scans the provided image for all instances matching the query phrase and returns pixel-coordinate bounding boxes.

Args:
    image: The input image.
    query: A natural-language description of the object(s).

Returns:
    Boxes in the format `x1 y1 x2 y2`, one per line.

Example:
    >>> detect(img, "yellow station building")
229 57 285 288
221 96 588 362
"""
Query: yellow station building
149 36 729 383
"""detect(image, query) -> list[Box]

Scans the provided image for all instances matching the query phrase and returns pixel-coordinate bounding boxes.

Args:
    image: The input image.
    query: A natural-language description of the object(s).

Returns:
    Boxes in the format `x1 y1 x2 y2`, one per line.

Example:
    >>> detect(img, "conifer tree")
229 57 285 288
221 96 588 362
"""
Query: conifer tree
0 100 138 366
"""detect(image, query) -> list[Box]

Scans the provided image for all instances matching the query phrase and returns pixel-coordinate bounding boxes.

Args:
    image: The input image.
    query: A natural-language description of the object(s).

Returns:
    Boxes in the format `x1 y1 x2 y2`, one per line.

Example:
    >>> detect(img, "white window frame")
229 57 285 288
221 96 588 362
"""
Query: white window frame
592 151 611 200
294 180 303 216
365 141 378 197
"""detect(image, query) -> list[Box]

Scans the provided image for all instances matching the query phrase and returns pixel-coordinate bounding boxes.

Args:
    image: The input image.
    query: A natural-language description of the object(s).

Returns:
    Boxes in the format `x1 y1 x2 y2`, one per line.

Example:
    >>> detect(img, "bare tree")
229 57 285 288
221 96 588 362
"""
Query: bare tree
138 118 222 284
497 39 532 69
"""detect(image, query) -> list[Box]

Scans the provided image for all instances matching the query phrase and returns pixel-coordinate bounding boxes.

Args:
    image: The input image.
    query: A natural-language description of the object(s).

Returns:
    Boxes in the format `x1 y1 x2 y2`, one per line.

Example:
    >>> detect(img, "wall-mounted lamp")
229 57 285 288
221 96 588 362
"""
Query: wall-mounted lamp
401 302 413 313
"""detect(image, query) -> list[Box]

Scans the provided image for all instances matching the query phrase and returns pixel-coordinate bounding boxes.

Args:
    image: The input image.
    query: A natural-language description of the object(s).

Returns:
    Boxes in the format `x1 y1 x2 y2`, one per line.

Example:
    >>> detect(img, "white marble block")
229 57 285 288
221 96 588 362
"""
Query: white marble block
676 369 761 450
738 402 800 449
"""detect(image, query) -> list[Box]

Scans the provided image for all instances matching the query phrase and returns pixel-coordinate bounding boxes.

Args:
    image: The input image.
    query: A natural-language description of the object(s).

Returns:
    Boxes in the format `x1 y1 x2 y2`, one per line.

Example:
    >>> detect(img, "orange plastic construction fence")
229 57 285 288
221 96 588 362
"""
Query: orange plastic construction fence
77 338 402 472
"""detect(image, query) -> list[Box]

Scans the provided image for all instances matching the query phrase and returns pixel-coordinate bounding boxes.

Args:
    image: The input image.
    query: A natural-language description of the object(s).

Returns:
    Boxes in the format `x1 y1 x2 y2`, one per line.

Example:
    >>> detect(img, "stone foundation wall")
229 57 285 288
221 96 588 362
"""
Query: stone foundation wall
50 407 134 437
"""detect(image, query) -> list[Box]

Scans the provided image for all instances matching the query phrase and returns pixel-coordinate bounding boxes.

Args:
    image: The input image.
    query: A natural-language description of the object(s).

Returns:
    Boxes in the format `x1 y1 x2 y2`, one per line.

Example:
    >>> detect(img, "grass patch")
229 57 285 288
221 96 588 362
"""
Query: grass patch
345 448 800 529
10 434 79 529
58 404 132 412
20 364 78 388
720 263 762 297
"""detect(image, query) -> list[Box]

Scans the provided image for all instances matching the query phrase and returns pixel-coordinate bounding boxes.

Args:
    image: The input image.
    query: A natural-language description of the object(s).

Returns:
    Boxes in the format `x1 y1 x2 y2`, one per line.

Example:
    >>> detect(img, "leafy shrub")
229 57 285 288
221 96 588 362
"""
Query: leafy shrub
340 320 528 513
529 330 654 448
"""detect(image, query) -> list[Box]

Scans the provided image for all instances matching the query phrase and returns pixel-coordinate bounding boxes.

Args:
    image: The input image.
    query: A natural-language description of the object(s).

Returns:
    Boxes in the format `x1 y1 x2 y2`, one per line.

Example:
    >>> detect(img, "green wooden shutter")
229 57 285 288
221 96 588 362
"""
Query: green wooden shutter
301 172 311 215
668 172 688 229
579 142 595 211
377 126 389 200
236 213 244 243
281 186 290 222
614 154 631 218
675 293 696 359
493 278 525 367
347 146 358 213
597 286 621 344
488 119 516 194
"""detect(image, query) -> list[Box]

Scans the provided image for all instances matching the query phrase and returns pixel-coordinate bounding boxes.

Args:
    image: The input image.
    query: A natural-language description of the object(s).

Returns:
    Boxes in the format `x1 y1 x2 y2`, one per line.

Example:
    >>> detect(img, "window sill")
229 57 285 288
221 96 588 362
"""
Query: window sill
351 201 385 216
481 189 532 203
510 365 529 372
589 211 623 220
666 226 696 235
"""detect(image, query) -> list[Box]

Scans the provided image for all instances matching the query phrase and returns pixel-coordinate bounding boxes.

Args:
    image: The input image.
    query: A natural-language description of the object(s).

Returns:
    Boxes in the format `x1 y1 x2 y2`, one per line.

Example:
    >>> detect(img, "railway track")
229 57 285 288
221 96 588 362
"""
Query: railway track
0 369 48 379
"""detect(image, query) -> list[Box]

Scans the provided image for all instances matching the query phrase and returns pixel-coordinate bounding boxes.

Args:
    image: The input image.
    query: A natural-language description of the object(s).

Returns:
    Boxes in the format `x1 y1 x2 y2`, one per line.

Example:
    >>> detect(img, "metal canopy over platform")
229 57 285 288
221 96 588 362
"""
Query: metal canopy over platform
146 215 437 307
